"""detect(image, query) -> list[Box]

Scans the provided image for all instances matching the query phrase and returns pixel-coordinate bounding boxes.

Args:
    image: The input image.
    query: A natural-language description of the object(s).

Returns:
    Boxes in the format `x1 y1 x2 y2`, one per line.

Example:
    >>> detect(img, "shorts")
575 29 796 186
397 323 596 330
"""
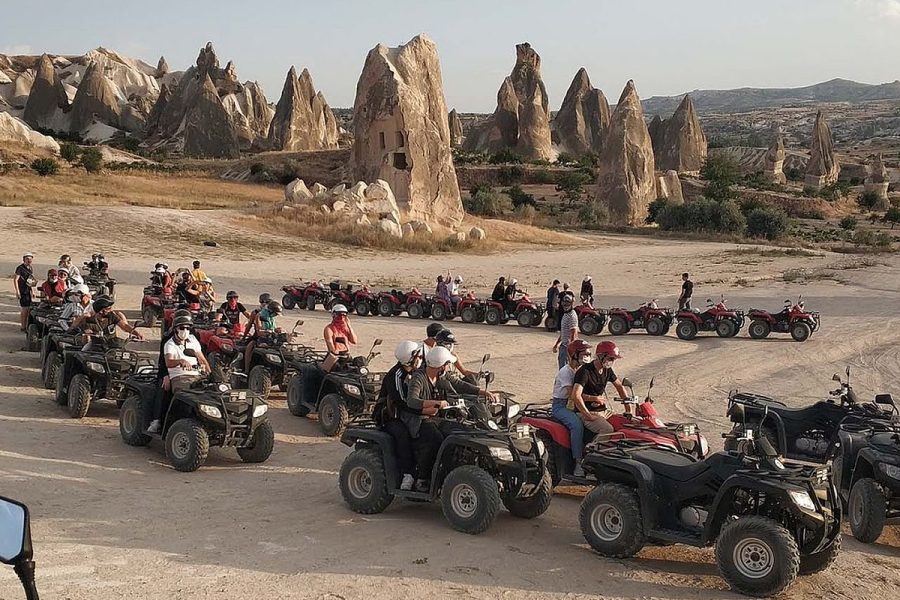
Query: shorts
18 291 32 308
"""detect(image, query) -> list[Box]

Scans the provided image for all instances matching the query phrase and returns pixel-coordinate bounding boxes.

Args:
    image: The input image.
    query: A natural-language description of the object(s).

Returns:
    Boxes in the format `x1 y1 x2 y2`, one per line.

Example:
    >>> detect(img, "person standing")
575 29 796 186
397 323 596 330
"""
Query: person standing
546 279 561 329
552 293 579 369
678 272 693 311
14 252 35 331
580 275 594 306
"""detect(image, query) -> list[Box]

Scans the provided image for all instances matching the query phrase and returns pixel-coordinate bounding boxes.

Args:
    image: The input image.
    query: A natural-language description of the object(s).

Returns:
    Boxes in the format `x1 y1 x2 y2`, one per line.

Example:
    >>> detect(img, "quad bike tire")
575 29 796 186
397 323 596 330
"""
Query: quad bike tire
485 307 503 326
791 321 812 343
237 421 275 463
544 315 559 331
502 469 553 519
645 317 665 336
340 448 394 514
281 294 296 310
461 306 478 323
799 533 841 575
406 302 424 319
54 366 68 405
716 319 736 338
715 515 799 598
849 478 887 543
26 323 41 352
607 316 629 336
355 300 370 317
580 483 645 557
42 353 61 390
306 295 317 311
119 394 152 447
537 432 561 487
378 299 395 317
516 310 535 328
749 320 771 339
165 418 209 472
441 465 501 535
319 393 350 437
286 372 310 417
142 306 157 328
580 315 601 336
431 303 449 321
248 365 273 401
67 373 92 419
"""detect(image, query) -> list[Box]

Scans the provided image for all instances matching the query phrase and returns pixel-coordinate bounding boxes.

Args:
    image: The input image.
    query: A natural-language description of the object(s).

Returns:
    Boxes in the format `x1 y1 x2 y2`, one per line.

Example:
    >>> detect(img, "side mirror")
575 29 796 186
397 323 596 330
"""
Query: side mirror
757 435 778 458
0 497 29 565
485 372 495 385
295 319 304 327
373 338 383 347
874 394 895 407
621 377 632 389
648 377 654 390
846 366 851 378
726 403 745 422
832 374 842 383
482 353 491 364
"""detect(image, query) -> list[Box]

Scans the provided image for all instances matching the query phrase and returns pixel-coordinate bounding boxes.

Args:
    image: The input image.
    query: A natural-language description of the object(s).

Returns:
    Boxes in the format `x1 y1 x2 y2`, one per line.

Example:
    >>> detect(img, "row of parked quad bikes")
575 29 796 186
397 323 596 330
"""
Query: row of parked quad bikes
275 280 822 342
21 303 895 599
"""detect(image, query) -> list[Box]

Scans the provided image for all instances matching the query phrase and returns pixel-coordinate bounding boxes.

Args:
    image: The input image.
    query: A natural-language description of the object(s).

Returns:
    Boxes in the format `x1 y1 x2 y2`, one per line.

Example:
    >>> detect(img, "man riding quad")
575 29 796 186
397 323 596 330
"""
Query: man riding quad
58 284 92 329
216 290 251 329
68 296 143 351
571 340 629 438
40 269 66 306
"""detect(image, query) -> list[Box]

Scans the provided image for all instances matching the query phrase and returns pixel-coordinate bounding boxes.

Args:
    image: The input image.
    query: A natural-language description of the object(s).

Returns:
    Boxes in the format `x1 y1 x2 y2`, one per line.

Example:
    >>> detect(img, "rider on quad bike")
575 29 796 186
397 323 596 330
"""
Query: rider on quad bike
323 304 358 372
68 296 143 351
242 300 282 375
571 340 629 438
216 291 251 329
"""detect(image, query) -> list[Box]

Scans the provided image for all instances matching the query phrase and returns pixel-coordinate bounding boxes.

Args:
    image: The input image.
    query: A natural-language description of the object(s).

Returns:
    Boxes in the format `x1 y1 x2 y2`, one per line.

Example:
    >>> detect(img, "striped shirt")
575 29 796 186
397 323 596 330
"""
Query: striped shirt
560 310 578 345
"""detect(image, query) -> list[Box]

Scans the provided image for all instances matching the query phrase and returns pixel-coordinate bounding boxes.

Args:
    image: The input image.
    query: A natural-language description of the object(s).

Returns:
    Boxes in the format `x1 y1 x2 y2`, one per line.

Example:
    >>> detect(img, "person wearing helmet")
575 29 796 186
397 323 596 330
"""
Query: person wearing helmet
14 252 36 331
580 275 594 307
186 276 216 317
56 267 71 293
58 285 92 329
59 254 81 282
375 340 426 490
552 292 580 369
423 322 445 349
40 269 66 305
161 313 210 404
322 304 358 372
504 278 520 316
217 291 250 328
551 339 593 477
69 296 142 350
244 301 284 374
431 328 479 382
174 271 193 303
571 341 629 438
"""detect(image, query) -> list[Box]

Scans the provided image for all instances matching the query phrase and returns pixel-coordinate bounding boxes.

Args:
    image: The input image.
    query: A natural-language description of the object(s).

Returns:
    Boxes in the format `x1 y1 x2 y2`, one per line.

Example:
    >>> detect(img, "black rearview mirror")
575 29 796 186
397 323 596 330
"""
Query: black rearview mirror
482 353 491 364
648 377 654 389
621 377 633 388
0 497 28 564
486 372 495 385
832 374 841 383
846 366 851 378
295 319 304 327
373 338 383 347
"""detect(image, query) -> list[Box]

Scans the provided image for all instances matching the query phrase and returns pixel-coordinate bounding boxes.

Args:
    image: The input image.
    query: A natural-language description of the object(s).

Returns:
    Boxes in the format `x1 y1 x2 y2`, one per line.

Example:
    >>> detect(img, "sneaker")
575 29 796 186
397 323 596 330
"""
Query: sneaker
400 474 414 491
573 464 586 478
146 420 161 434
414 479 430 493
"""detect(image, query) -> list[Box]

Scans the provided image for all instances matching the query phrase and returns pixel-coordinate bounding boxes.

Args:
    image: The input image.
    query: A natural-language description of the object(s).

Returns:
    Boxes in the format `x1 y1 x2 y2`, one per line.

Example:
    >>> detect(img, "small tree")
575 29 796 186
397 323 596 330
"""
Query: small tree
59 142 80 163
700 153 740 187
839 216 858 231
645 198 670 224
857 190 880 210
488 148 522 164
505 184 536 208
464 188 512 217
577 201 608 227
745 207 789 240
883 206 900 230
80 147 103 173
30 158 59 176
556 171 592 207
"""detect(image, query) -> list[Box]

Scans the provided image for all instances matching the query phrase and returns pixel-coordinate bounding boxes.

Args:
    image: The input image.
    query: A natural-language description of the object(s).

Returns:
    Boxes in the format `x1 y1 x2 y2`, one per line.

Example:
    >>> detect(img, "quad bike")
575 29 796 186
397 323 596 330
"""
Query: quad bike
430 291 483 323
376 288 414 317
723 368 896 463
197 323 247 387
352 286 380 316
162 303 216 334
748 297 821 342
511 292 545 328
338 385 551 535
0 495 40 600
404 290 434 319
282 281 328 311
141 285 177 327
82 262 115 299
286 338 384 437
606 299 674 337
579 420 841 597
675 296 744 340
242 320 315 401
25 303 61 352
39 325 79 390
547 302 607 335
325 280 356 310
481 299 510 326
520 378 708 487
118 361 274 472
55 328 154 418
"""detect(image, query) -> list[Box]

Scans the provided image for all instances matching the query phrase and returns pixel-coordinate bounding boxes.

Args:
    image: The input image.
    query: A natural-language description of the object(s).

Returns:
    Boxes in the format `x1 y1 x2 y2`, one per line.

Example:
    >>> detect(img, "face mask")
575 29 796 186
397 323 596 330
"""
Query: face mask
50 277 58 283
580 354 593 365
228 300 237 308
175 328 189 340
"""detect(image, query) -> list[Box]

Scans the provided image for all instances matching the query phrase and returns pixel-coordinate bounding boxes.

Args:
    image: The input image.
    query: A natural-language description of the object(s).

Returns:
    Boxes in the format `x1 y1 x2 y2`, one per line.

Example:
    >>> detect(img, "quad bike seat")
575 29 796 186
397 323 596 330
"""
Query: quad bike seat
771 404 829 423
629 447 715 482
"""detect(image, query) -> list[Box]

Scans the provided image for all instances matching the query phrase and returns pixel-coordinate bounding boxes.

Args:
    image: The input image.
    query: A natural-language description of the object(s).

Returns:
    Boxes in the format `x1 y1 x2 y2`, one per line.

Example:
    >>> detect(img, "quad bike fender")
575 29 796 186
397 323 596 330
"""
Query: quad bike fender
519 416 571 449
341 428 402 489
857 447 900 494
676 312 702 324
252 348 285 372
583 456 661 526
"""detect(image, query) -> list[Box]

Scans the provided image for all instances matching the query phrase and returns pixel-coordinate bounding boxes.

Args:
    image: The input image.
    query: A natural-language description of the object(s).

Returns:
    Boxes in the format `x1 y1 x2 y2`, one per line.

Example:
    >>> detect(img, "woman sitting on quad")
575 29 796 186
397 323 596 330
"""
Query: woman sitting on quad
40 269 66 305
243 300 283 374
551 339 592 478
322 304 358 372
174 271 192 304
571 340 629 437
186 277 217 317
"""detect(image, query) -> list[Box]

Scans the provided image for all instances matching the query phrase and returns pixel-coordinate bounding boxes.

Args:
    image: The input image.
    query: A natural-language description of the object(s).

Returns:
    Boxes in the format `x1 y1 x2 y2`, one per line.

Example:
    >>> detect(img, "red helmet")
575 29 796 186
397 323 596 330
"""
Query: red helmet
595 341 622 360
566 339 591 361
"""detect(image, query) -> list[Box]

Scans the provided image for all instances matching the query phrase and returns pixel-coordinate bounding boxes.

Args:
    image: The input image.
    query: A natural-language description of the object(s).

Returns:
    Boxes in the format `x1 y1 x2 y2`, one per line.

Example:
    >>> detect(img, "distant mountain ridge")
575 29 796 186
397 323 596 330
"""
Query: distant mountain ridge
642 78 900 116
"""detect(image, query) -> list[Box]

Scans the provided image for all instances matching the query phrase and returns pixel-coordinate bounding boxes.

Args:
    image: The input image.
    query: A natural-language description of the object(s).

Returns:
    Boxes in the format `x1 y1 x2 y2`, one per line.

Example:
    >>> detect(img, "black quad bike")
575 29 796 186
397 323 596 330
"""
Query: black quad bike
39 326 79 390
286 338 384 437
339 392 552 535
55 329 153 418
118 363 274 472
243 320 311 401
25 304 61 352
580 418 841 597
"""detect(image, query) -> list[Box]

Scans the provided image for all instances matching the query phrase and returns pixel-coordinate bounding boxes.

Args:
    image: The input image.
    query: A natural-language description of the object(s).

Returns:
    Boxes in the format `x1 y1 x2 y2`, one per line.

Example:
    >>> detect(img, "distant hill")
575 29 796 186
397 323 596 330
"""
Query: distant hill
642 78 900 116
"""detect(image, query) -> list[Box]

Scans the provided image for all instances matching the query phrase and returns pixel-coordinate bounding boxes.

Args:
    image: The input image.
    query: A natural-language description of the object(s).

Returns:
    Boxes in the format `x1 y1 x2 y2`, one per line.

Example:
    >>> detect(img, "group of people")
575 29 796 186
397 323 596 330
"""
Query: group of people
434 271 466 310
13 252 102 332
149 260 218 316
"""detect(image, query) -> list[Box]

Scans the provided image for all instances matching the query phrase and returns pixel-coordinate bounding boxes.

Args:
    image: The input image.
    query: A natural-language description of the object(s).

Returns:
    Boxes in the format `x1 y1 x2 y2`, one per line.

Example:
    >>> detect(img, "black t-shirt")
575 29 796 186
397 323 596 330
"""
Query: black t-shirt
491 283 505 302
217 302 247 326
15 264 33 295
574 362 617 408
682 280 693 298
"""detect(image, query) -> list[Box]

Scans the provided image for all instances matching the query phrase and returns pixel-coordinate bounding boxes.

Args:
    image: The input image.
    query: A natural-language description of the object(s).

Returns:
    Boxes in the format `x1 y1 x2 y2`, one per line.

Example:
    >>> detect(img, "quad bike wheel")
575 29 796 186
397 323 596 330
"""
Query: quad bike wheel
461 306 478 323
318 393 350 437
406 302 423 319
715 515 799 598
378 299 394 317
142 306 157 328
516 310 535 328
355 300 370 317
306 295 317 311
544 315 558 331
119 394 152 447
799 533 841 575
248 365 273 401
716 319 736 338
340 448 394 514
286 372 310 417
607 316 629 336
580 483 645 557
54 366 68 405
484 306 503 326
645 317 665 336
537 432 561 487
790 321 812 342
67 373 92 419
165 418 209 472
676 320 698 340
749 320 771 339
42 353 61 390
281 294 296 310
849 478 887 543
237 421 275 463
431 303 449 321
26 323 41 352
441 465 501 534
580 315 601 336
502 469 553 518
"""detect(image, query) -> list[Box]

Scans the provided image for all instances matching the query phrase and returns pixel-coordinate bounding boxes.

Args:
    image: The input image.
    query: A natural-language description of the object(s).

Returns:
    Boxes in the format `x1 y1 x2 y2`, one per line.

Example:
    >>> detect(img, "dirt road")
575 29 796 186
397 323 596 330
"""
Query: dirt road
1 206 898 599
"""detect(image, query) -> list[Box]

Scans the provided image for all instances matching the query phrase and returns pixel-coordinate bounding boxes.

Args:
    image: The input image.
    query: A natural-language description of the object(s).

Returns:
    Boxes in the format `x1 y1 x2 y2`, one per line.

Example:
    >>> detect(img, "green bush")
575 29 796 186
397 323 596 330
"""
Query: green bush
577 201 608 227
532 169 557 184
700 154 741 187
883 206 900 229
497 165 524 185
857 190 880 209
514 203 537 223
556 171 592 206
657 197 746 235
488 148 522 164
30 158 59 176
79 147 103 173
505 184 536 208
785 167 803 182
469 183 492 198
646 198 670 224
120 137 141 153
839 216 858 231
745 207 789 240
464 188 512 217
555 152 575 165
793 207 826 220
249 162 268 176
59 142 80 163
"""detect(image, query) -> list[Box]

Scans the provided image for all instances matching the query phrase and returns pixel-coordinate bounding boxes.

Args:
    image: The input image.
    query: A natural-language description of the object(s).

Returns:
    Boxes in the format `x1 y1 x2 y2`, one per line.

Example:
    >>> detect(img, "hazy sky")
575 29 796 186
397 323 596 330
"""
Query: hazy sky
2 0 898 112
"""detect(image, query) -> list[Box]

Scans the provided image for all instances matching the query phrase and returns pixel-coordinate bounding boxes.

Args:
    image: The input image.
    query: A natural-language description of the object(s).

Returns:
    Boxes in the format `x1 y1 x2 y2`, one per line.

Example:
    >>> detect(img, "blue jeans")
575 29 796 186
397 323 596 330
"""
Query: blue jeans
551 398 584 462
557 343 568 369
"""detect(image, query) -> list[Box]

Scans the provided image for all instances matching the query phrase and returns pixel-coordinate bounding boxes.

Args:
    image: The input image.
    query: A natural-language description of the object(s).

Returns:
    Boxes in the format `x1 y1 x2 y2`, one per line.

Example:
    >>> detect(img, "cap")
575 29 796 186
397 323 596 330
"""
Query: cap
23 252 34 258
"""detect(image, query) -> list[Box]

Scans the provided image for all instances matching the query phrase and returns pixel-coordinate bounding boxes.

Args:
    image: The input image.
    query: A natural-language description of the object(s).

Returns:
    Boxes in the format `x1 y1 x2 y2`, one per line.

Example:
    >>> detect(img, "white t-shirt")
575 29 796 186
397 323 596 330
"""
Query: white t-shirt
164 335 202 379
552 364 576 401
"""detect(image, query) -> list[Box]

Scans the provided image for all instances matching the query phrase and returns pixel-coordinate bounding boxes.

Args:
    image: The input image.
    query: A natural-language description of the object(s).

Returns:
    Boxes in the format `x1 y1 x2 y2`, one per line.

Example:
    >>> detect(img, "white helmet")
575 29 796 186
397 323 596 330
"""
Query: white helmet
425 346 457 369
394 340 423 366
510 278 517 285
73 284 91 296
454 275 463 284
155 266 166 274
331 304 349 314
202 276 212 284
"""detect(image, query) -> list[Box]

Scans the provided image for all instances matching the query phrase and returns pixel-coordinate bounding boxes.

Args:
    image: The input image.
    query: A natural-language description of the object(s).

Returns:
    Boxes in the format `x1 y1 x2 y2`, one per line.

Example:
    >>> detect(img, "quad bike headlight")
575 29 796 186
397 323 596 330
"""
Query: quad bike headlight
253 404 268 418
489 447 514 461
536 439 546 457
87 362 105 373
199 404 222 419
358 367 369 376
788 489 817 512
342 384 362 397
266 354 282 364
879 463 900 480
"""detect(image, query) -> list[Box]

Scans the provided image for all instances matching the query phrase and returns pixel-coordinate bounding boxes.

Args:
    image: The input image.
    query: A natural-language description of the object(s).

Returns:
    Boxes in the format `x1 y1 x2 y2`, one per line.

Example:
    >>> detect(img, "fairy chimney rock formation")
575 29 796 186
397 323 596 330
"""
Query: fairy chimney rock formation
183 74 240 158
463 42 552 160
552 67 610 156
156 56 170 77
69 59 122 133
448 109 463 147
350 34 463 226
594 80 656 226
651 94 707 173
23 53 69 130
804 110 840 189
268 66 338 151
763 129 786 184
865 153 890 208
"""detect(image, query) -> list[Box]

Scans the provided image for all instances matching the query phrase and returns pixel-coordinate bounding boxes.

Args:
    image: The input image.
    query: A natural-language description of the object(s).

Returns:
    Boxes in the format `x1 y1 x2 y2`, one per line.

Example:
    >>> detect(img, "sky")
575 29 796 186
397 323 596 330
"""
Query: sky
2 0 899 112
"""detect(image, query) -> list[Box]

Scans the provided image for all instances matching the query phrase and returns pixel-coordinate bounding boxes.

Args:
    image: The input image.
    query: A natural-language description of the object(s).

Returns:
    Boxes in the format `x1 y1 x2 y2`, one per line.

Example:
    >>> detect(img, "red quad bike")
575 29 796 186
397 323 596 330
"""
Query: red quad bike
140 285 177 328
511 292 546 328
352 286 379 316
282 281 328 311
520 378 708 487
481 298 510 326
162 303 217 334
377 288 421 317
675 296 745 340
607 299 674 337
404 289 434 319
197 323 247 384
324 280 355 310
748 297 821 342
431 291 484 323
547 302 607 335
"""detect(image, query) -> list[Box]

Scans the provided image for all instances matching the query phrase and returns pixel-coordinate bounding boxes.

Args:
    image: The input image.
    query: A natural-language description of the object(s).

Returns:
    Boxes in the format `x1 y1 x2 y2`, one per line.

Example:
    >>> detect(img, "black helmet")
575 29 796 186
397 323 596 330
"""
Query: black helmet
259 292 272 304
559 292 575 311
154 262 163 269
92 295 114 313
434 329 457 348
173 313 193 329
267 301 283 315
173 308 192 319
226 290 238 299
426 323 446 338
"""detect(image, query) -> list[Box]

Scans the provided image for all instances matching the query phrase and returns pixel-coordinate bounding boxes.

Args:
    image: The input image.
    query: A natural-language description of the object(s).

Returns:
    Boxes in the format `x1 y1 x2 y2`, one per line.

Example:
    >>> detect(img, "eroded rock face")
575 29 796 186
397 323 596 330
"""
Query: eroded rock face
448 109 463 147
463 42 552 160
0 112 60 153
552 67 609 156
183 74 240 158
268 66 338 151
656 170 684 205
70 59 122 133
594 80 656 226
763 128 786 184
23 54 68 130
650 94 707 173
350 34 463 226
865 153 890 209
805 110 840 189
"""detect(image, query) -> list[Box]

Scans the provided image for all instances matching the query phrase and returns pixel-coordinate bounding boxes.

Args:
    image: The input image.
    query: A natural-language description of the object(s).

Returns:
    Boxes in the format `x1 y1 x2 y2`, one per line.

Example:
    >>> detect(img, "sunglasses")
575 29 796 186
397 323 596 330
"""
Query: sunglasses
176 325 191 331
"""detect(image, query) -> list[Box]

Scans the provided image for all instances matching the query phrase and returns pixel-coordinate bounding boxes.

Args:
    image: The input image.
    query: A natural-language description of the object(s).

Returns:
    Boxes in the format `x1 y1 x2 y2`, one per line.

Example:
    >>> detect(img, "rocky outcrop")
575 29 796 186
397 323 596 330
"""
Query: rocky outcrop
183 74 239 158
156 56 169 77
69 60 122 133
463 43 553 161
552 67 609 156
23 54 68 130
267 66 338 151
865 153 890 209
594 80 656 226
351 34 463 226
448 109 463 147
650 94 707 173
0 112 60 153
656 170 684 205
223 80 273 150
763 128 786 184
805 110 840 189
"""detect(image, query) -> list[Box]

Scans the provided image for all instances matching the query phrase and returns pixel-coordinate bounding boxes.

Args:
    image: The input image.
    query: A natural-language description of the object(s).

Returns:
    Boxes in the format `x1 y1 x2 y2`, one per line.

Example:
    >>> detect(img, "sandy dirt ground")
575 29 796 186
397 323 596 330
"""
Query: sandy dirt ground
1 206 899 599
